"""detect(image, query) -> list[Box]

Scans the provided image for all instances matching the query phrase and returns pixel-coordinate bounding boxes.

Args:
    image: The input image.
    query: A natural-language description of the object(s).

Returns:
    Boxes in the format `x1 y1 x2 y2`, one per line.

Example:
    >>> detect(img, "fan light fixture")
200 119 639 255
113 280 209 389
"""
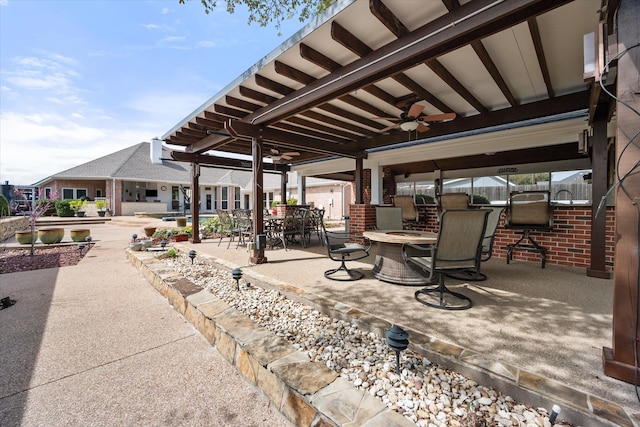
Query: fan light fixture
271 155 281 161
400 121 419 131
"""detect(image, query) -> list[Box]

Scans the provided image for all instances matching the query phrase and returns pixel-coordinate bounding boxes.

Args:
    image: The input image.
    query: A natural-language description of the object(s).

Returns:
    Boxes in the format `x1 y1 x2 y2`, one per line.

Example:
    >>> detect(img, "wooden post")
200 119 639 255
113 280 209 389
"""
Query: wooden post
603 0 640 383
250 135 267 264
190 162 201 243
587 118 610 278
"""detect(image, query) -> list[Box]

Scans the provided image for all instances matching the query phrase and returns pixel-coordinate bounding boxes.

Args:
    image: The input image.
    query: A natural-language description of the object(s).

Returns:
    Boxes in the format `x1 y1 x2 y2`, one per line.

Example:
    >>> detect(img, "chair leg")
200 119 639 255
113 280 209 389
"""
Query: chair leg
324 257 364 281
414 275 473 310
506 230 547 268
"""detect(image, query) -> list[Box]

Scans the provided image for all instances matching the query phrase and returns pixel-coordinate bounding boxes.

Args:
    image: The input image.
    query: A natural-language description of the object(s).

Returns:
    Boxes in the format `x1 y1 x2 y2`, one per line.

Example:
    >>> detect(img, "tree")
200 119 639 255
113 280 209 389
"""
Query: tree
12 189 58 256
180 0 334 32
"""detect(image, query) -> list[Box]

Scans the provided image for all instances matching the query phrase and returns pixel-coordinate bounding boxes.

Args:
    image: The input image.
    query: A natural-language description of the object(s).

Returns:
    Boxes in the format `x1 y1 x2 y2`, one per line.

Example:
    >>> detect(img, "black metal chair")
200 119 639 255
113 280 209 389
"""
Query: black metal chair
504 191 553 268
402 209 489 310
322 222 371 281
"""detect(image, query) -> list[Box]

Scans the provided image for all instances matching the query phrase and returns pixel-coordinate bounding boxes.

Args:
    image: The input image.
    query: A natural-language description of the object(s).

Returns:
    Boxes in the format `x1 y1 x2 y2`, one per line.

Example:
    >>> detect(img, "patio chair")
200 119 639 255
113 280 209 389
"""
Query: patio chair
235 209 253 249
392 195 420 228
217 210 240 249
448 206 503 281
437 193 469 216
504 191 553 268
402 209 489 310
375 206 403 230
321 221 372 281
310 208 325 246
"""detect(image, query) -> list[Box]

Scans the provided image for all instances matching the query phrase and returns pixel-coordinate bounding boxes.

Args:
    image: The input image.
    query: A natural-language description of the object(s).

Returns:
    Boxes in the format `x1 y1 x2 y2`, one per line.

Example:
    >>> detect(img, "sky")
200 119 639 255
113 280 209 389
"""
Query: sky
0 0 310 185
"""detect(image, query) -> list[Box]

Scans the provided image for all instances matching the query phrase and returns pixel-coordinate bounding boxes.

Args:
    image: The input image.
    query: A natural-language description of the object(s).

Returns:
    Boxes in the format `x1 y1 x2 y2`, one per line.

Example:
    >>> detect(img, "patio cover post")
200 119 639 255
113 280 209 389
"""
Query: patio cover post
587 117 610 278
355 156 364 205
280 170 287 204
603 0 640 384
190 162 201 243
251 135 267 264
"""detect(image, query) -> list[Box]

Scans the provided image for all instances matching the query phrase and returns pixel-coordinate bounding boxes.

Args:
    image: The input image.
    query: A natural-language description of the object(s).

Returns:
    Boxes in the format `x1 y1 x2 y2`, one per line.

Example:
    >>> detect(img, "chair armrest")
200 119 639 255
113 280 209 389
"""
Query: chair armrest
401 242 432 262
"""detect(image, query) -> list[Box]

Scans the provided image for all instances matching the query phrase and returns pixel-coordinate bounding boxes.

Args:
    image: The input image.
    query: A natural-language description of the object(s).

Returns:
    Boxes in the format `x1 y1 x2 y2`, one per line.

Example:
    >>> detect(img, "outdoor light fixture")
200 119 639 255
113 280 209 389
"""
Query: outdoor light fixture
231 268 243 291
386 325 409 374
85 236 92 249
77 243 86 256
131 234 137 242
188 249 196 264
1 296 16 310
549 405 561 423
400 121 419 131
160 239 167 250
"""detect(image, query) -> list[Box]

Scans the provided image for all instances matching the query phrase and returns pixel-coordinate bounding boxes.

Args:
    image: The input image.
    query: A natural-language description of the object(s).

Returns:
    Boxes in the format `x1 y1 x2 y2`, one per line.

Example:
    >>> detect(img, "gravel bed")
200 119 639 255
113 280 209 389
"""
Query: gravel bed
165 253 570 427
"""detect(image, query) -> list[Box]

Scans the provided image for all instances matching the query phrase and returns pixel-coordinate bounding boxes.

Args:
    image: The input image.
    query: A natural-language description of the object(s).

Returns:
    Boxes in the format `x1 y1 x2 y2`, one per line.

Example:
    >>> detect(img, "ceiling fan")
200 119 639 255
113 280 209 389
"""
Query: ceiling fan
268 148 300 161
373 103 456 133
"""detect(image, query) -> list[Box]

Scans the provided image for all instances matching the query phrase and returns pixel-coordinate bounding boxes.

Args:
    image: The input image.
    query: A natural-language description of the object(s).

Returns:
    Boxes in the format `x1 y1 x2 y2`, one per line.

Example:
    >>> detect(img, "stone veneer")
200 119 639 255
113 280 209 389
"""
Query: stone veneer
0 217 29 241
127 248 631 427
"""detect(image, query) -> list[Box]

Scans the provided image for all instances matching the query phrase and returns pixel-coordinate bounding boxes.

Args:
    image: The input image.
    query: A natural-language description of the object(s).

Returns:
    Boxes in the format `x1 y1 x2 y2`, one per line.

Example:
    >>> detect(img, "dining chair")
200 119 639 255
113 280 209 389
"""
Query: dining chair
321 221 372 281
504 191 553 268
235 209 253 249
402 209 489 310
217 210 240 249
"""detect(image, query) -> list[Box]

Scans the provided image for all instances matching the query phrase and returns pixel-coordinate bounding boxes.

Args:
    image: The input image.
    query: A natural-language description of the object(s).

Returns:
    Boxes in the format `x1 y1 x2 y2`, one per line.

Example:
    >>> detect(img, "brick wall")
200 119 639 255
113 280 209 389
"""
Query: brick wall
349 204 616 270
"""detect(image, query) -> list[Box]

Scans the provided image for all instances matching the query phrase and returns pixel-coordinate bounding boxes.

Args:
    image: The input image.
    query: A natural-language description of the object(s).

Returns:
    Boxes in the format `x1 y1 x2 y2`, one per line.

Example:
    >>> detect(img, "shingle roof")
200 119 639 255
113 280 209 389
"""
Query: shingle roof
35 142 283 190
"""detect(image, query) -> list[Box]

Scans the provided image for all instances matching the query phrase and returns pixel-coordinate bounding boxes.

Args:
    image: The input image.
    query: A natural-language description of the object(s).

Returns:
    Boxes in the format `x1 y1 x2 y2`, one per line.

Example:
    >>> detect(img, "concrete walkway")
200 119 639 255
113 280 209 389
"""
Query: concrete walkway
0 219 291 427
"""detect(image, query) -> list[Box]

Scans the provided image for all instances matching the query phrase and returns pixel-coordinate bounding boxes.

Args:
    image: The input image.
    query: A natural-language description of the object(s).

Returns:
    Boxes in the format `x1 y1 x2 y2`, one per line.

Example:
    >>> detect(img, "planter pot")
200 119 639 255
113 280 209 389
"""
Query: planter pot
174 234 188 242
143 226 156 237
97 211 106 217
38 227 64 245
129 242 144 251
176 217 187 227
15 230 35 245
70 229 91 242
76 211 86 217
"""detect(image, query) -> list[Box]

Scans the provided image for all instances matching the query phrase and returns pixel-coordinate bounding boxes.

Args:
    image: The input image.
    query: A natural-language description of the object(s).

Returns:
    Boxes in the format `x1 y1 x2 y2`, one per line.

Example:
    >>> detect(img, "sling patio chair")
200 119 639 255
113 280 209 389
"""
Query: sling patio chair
402 209 489 310
321 221 372 281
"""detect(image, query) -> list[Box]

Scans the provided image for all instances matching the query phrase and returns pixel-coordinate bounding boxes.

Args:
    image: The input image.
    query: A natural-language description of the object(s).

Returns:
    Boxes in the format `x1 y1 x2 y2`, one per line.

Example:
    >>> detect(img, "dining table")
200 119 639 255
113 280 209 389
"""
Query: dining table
362 229 437 285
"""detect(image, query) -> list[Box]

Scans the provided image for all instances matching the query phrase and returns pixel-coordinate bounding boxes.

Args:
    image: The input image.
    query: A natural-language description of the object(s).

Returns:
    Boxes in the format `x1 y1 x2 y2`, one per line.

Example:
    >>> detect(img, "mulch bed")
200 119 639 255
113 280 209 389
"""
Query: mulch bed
0 246 90 274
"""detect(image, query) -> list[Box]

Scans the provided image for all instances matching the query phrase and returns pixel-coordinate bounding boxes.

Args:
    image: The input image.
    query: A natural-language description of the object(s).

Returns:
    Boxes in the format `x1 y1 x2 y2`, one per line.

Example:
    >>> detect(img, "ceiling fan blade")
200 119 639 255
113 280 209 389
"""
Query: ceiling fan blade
418 112 457 122
281 151 300 156
407 103 425 118
281 155 293 160
381 123 399 132
416 123 430 133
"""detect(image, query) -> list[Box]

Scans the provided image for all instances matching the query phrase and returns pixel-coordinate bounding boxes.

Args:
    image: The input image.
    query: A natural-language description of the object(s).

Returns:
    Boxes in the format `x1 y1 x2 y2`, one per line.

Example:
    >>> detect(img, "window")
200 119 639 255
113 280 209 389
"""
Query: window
62 188 87 199
221 187 228 210
96 189 102 198
234 187 241 209
550 170 592 204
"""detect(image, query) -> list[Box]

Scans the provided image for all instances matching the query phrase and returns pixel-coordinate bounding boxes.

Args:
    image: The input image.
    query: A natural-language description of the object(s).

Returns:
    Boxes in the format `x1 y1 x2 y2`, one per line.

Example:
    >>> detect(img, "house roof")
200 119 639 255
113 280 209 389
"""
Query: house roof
160 0 615 180
33 142 285 190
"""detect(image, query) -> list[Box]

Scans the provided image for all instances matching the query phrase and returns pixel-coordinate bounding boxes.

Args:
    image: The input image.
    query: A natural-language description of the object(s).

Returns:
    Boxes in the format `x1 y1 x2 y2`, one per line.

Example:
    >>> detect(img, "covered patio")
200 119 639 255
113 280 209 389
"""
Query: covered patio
158 0 639 418
162 229 633 426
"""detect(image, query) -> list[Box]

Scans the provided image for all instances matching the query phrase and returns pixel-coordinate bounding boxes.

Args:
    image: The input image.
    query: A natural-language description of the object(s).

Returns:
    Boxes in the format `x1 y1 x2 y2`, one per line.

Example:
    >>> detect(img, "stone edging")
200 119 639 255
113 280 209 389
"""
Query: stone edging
127 249 630 427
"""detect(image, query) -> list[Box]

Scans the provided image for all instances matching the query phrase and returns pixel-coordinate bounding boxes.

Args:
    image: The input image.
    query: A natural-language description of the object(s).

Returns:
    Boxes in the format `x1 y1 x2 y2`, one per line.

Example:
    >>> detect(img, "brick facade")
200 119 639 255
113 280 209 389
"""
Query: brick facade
349 203 616 271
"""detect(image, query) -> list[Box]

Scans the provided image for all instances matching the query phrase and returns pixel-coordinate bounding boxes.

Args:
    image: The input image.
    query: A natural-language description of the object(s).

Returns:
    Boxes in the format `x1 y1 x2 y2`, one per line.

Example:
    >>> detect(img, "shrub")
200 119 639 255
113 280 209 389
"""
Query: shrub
69 199 87 212
36 198 57 216
176 226 192 237
167 248 177 258
0 195 9 217
152 229 173 240
286 198 298 205
95 200 107 211
270 200 280 208
201 217 220 237
55 200 75 217
471 194 490 205
415 194 434 205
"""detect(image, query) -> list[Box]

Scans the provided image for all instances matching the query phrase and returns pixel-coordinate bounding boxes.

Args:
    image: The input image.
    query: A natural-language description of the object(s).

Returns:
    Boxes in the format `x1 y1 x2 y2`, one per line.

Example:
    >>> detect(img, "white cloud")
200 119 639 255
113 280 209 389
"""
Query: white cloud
0 111 153 184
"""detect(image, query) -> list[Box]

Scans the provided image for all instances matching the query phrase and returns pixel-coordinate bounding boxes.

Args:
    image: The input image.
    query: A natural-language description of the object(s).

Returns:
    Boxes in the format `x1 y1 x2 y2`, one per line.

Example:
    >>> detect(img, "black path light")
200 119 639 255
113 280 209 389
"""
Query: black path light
188 249 196 264
231 268 243 291
85 235 92 248
131 233 137 242
160 239 167 250
77 242 86 256
386 325 409 374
